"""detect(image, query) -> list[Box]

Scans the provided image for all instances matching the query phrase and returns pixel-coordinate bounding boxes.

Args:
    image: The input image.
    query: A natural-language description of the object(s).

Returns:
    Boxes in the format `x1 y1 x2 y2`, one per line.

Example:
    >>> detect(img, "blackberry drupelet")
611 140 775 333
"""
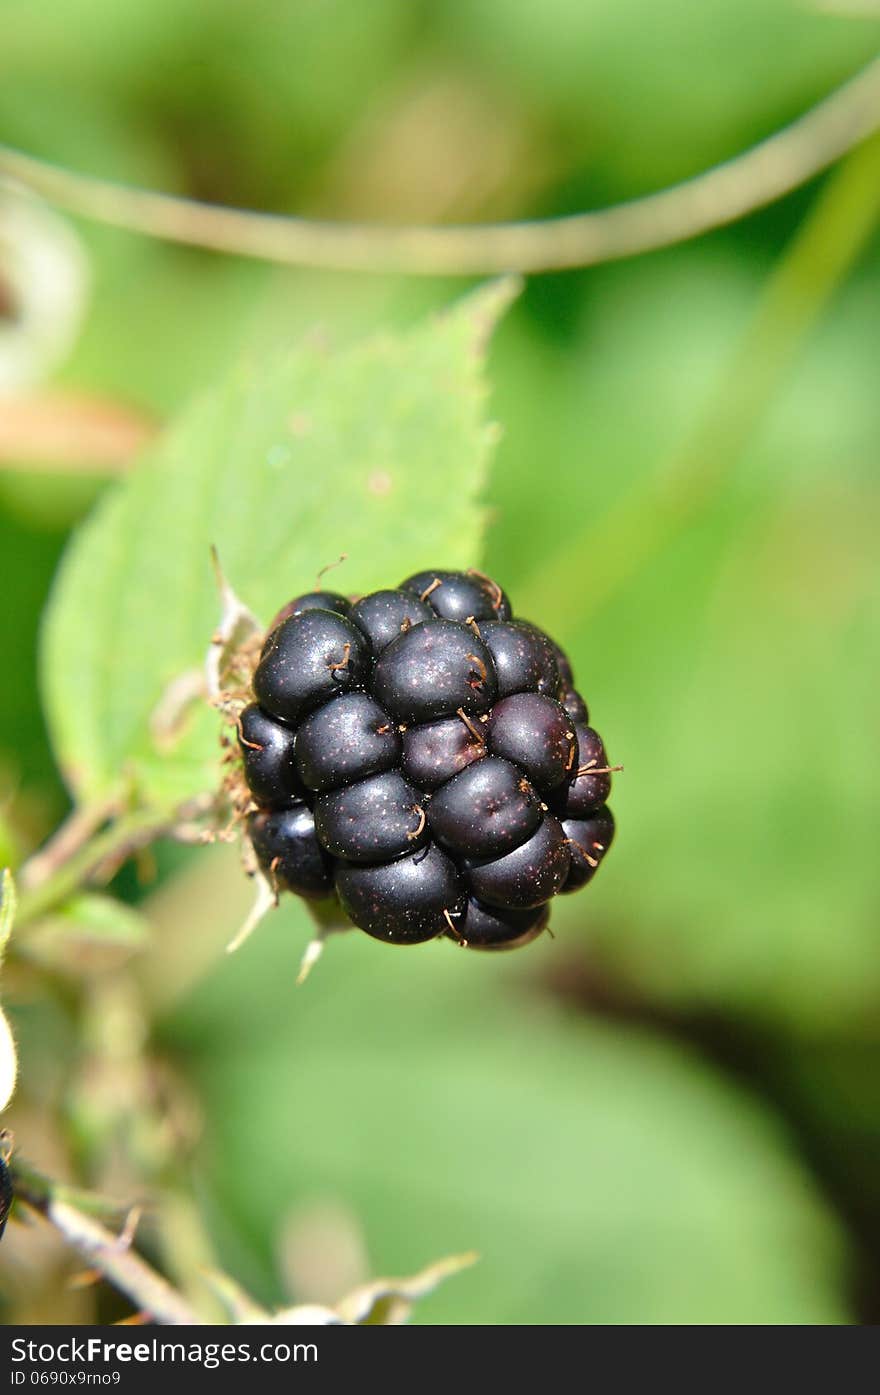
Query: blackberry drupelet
238 567 618 950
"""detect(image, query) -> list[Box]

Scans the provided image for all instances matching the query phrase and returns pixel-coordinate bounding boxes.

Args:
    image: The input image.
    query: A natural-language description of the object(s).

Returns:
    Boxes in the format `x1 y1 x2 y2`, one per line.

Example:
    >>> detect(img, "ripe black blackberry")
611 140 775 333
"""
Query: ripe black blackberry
238 567 618 951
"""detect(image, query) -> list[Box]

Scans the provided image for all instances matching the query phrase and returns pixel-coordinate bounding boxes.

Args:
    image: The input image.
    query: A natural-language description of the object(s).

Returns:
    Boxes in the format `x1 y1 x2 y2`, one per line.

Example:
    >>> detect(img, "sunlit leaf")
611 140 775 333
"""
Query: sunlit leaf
41 280 518 813
0 868 16 961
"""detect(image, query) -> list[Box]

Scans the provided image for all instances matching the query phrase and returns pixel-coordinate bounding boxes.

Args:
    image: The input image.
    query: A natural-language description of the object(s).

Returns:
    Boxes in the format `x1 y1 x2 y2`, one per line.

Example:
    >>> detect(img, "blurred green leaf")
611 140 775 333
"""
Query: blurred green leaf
0 820 19 879
41 280 516 812
0 869 18 1113
166 892 849 1324
3 0 879 1328
0 0 419 206
0 868 16 962
486 249 880 1031
19 892 148 975
447 0 880 187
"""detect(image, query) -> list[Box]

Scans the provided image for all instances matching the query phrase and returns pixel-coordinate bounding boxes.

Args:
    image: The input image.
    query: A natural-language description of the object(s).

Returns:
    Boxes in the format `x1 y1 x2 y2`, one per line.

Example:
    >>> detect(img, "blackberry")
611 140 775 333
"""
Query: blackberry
314 770 427 863
237 702 307 807
479 620 560 698
254 609 370 725
561 689 589 723
560 807 615 892
236 568 617 952
487 692 578 794
450 899 549 951
348 589 434 654
372 619 496 724
248 805 334 899
295 692 400 793
336 842 465 944
268 590 352 631
0 1154 11 1241
399 568 512 623
427 756 542 859
549 724 614 818
463 815 570 909
549 637 574 690
401 716 486 789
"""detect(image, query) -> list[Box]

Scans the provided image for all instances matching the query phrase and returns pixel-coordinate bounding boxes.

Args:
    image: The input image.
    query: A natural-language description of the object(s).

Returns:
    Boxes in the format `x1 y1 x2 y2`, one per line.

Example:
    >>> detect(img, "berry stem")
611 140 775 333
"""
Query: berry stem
17 797 119 892
15 809 182 931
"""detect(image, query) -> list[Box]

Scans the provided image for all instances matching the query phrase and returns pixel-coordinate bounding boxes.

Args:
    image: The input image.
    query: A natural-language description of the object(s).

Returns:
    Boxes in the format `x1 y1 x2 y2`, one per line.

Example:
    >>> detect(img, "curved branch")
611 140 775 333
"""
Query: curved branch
40 1200 198 1325
2 56 880 275
11 1162 197 1325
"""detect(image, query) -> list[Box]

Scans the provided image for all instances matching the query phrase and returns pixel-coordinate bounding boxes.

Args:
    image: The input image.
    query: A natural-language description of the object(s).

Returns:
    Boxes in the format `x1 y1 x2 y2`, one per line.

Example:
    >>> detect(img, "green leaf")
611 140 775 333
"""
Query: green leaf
0 870 17 1111
19 893 148 975
482 245 880 1031
449 0 880 186
166 886 849 1325
0 868 16 963
41 280 517 812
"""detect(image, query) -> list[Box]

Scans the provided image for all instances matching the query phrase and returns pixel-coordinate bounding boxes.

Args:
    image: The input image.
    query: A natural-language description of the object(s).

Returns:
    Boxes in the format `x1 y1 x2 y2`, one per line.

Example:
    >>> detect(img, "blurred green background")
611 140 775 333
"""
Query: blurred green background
2 0 880 1324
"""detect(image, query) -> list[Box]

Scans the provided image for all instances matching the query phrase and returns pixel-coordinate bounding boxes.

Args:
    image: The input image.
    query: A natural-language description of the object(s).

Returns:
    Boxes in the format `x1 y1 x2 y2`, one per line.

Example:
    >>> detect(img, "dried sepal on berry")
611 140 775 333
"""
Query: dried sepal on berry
205 546 264 710
206 555 349 978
